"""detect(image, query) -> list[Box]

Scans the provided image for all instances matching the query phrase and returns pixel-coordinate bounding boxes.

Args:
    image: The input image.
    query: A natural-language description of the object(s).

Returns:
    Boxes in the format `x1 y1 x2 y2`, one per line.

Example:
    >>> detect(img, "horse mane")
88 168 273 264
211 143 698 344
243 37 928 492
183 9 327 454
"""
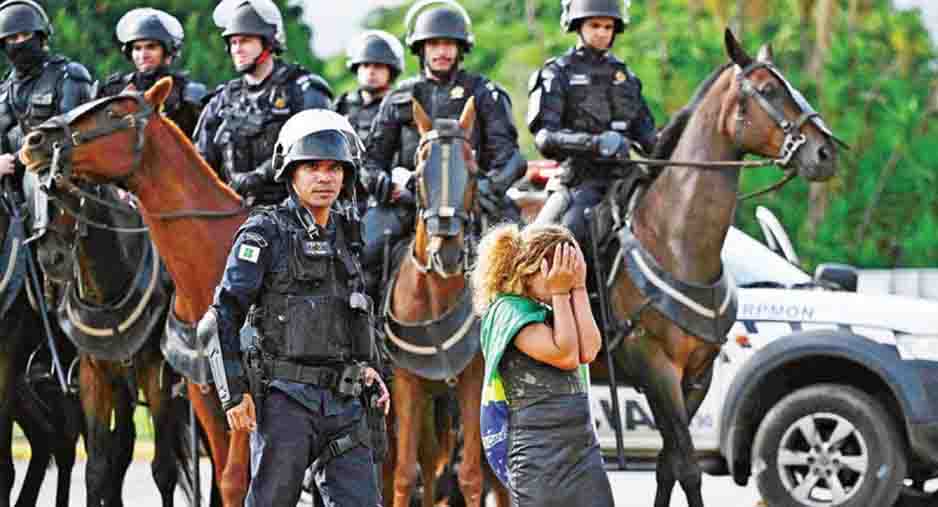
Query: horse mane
151 111 243 203
652 62 733 160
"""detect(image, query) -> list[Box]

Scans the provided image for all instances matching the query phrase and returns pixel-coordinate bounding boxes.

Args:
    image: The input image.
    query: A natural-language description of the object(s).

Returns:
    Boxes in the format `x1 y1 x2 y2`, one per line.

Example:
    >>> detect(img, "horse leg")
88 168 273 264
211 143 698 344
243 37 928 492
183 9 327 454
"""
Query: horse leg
454 355 485 507
14 405 51 507
141 355 177 507
417 400 439 507
391 368 424 507
189 383 249 507
0 343 16 507
80 355 120 506
626 338 704 507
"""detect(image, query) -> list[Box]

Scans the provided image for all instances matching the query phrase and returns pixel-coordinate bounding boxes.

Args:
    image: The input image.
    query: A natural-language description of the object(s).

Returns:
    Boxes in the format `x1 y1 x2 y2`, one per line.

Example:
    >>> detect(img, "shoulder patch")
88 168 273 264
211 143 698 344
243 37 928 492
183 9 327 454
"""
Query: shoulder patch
295 72 334 99
237 243 261 263
390 89 413 105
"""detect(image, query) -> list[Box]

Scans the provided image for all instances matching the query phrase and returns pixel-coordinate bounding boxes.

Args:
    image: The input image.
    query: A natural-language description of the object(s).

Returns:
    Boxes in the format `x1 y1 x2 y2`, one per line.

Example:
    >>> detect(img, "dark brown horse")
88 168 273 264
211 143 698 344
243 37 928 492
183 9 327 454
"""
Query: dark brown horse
0 192 82 507
29 176 195 506
598 31 840 507
381 98 507 507
20 79 251 507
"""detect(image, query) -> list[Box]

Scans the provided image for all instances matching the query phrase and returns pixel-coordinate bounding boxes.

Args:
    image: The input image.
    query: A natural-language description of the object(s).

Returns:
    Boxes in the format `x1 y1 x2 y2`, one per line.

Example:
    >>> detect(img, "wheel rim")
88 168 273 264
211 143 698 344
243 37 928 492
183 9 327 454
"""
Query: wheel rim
776 412 870 506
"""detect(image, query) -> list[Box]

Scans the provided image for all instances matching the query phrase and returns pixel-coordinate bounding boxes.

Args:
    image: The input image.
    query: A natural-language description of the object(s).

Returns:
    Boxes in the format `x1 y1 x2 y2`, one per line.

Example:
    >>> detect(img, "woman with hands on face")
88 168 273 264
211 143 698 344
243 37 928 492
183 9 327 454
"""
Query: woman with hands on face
473 223 612 507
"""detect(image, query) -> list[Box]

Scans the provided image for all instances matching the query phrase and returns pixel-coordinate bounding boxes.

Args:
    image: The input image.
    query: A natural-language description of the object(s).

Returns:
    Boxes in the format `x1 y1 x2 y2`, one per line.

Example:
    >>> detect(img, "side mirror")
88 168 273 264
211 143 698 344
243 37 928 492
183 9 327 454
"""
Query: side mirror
814 263 858 292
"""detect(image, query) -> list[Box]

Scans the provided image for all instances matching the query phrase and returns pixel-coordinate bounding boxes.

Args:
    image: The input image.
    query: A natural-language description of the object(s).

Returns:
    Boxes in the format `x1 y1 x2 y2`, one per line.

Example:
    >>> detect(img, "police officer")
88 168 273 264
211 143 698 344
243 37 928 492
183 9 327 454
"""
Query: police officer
0 0 93 181
206 109 389 506
194 0 333 207
528 0 656 253
334 30 405 145
99 8 207 138
362 0 526 295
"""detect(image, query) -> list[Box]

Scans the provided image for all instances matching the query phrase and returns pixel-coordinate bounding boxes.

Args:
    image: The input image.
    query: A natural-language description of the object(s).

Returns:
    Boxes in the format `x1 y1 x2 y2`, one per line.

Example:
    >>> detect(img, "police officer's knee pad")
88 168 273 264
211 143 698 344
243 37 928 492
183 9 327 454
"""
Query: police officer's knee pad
362 205 405 268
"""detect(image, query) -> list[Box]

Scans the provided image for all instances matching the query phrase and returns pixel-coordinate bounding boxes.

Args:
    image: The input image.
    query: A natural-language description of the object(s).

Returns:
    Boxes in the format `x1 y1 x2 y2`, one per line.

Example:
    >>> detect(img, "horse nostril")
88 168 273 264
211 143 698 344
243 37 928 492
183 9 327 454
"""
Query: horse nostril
818 146 831 162
26 131 44 148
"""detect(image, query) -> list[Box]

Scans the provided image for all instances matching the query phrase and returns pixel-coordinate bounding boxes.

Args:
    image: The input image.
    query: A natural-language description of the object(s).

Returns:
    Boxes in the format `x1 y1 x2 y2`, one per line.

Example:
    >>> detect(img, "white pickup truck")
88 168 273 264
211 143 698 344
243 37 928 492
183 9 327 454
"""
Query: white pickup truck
591 206 938 507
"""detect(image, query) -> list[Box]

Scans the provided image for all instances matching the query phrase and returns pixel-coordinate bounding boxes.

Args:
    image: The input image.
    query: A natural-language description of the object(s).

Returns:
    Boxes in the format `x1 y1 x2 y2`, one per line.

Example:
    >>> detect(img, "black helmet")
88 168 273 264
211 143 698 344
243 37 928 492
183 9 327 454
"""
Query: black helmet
347 30 405 79
116 8 184 59
273 110 363 200
561 0 629 33
213 0 285 51
0 0 52 42
404 0 474 55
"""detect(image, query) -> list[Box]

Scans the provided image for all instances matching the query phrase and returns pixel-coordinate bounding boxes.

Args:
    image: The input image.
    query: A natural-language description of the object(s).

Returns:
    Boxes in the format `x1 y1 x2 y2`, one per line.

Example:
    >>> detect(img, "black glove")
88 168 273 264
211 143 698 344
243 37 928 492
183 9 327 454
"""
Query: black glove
229 160 275 195
595 131 636 159
477 176 500 215
367 171 393 205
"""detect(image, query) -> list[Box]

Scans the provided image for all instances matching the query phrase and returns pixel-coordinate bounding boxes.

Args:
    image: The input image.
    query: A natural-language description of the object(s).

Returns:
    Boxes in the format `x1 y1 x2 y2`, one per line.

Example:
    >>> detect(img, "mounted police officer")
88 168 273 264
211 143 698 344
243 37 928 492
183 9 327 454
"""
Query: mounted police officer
0 0 93 182
194 0 333 207
362 0 526 298
205 109 389 506
334 30 405 145
528 0 656 253
99 8 207 138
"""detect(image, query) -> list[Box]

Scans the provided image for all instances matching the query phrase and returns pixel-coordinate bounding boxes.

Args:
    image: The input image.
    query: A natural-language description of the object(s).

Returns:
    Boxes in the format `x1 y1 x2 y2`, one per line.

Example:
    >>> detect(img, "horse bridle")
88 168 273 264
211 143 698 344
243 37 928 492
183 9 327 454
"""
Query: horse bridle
33 91 246 223
411 128 476 278
734 61 819 168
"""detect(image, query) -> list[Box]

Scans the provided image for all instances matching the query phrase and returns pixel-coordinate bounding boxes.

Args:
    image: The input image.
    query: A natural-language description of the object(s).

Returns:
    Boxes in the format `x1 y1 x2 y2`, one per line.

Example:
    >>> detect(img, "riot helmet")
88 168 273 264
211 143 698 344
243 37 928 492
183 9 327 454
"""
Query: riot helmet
561 0 629 33
116 8 184 60
273 110 363 201
347 30 405 80
404 0 474 55
213 0 285 52
0 0 52 43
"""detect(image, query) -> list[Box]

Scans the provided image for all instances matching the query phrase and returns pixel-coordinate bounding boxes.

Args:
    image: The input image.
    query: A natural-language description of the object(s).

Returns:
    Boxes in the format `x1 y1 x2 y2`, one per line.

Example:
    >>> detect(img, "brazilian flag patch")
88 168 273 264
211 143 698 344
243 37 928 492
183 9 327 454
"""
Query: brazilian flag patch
237 244 260 263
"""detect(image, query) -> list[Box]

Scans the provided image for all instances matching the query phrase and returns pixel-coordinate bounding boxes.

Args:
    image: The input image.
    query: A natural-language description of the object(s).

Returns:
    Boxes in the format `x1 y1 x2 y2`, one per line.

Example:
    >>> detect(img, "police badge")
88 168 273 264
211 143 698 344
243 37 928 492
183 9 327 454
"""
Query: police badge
450 86 465 99
614 70 627 83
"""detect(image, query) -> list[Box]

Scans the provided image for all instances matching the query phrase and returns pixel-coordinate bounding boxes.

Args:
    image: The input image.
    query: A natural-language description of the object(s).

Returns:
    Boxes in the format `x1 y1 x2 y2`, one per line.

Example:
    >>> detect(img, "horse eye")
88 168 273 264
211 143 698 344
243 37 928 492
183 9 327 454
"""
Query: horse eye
762 84 779 98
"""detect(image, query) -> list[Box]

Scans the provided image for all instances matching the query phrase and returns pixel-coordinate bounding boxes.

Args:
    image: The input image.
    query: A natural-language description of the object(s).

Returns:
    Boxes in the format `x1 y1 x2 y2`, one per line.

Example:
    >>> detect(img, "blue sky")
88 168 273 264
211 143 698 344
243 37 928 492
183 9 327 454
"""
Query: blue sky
298 0 938 58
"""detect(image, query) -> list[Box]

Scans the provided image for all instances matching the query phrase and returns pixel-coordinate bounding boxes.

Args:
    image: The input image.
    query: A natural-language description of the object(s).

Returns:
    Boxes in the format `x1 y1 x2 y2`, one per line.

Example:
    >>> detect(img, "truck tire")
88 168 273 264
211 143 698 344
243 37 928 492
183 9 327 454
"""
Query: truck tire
751 384 906 507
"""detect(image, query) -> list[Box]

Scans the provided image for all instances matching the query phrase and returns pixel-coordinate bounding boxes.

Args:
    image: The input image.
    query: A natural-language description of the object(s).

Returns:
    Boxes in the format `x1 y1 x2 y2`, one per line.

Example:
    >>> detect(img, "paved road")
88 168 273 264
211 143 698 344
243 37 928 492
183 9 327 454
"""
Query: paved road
10 459 767 506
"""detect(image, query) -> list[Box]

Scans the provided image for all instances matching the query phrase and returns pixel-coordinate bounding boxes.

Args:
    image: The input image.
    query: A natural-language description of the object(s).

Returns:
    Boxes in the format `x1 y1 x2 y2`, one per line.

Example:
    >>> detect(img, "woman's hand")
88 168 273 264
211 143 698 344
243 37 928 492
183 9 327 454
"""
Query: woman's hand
543 242 577 295
572 242 588 290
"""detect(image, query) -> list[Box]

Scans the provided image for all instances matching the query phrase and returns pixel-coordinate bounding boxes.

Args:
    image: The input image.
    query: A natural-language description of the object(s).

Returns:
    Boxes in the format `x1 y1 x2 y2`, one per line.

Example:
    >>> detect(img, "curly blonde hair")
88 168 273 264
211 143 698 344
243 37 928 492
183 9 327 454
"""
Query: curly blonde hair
471 222 576 314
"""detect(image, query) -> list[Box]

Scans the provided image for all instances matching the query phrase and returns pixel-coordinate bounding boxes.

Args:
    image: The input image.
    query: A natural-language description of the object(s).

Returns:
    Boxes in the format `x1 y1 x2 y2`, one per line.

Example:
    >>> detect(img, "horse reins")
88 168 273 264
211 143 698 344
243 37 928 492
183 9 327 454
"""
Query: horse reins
35 91 247 227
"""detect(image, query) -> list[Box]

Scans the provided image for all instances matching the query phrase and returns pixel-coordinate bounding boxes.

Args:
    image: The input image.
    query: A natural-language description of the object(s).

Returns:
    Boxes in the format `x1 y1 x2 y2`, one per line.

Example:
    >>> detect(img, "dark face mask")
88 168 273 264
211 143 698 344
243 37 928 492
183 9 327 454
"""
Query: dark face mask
5 36 45 74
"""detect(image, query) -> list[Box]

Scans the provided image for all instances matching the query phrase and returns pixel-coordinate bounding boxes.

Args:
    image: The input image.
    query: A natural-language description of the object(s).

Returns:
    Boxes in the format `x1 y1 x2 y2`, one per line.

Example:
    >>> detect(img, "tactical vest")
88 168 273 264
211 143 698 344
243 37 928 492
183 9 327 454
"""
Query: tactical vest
214 63 307 204
557 52 644 135
0 56 71 136
251 207 372 364
336 90 381 144
101 71 202 137
390 73 482 170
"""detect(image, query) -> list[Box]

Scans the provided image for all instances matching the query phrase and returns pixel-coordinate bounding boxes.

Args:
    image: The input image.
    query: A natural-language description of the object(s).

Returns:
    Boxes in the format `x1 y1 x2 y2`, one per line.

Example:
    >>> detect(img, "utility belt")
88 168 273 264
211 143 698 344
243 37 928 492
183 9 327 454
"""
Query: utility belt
244 349 366 398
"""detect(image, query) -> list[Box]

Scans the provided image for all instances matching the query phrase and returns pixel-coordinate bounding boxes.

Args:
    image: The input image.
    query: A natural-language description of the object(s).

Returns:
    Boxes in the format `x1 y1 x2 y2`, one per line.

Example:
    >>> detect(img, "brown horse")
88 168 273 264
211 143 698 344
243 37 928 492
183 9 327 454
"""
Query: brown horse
20 79 251 507
381 98 507 507
597 30 841 507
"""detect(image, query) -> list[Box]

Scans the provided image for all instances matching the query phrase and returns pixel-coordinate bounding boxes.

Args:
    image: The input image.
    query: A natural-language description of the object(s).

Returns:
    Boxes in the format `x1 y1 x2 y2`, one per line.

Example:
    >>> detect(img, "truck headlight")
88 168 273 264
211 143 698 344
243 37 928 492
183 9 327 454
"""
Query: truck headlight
896 334 938 361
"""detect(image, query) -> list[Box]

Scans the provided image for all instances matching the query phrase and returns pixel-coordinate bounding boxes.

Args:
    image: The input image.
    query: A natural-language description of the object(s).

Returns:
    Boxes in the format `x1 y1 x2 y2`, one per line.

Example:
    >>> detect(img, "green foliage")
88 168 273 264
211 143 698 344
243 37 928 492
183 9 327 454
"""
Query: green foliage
23 1 938 269
341 0 938 270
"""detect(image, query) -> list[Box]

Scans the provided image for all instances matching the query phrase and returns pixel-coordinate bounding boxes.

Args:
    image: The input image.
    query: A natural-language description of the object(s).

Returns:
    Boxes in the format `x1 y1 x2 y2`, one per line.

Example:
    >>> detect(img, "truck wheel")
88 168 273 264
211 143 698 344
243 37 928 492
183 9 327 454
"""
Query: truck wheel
752 384 906 507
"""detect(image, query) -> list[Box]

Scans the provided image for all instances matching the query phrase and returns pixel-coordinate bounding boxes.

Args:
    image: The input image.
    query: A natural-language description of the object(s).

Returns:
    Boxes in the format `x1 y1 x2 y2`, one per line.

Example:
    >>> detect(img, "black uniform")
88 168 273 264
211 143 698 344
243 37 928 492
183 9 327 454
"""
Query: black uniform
528 45 656 248
0 53 93 182
193 60 333 206
212 194 378 507
98 69 206 137
361 70 525 279
334 89 383 145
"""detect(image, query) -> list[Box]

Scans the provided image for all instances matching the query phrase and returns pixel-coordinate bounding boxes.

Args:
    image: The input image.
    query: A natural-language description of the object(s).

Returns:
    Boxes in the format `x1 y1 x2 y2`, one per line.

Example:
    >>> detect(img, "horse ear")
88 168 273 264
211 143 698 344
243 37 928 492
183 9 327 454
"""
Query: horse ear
757 44 775 64
144 76 174 109
413 99 433 137
724 28 753 69
458 96 476 134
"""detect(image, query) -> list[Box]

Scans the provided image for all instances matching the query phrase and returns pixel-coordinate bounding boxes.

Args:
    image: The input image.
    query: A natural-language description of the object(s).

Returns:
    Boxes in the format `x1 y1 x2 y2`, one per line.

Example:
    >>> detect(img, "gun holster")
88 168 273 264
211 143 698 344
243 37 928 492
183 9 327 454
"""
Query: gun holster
363 383 388 462
243 347 269 423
